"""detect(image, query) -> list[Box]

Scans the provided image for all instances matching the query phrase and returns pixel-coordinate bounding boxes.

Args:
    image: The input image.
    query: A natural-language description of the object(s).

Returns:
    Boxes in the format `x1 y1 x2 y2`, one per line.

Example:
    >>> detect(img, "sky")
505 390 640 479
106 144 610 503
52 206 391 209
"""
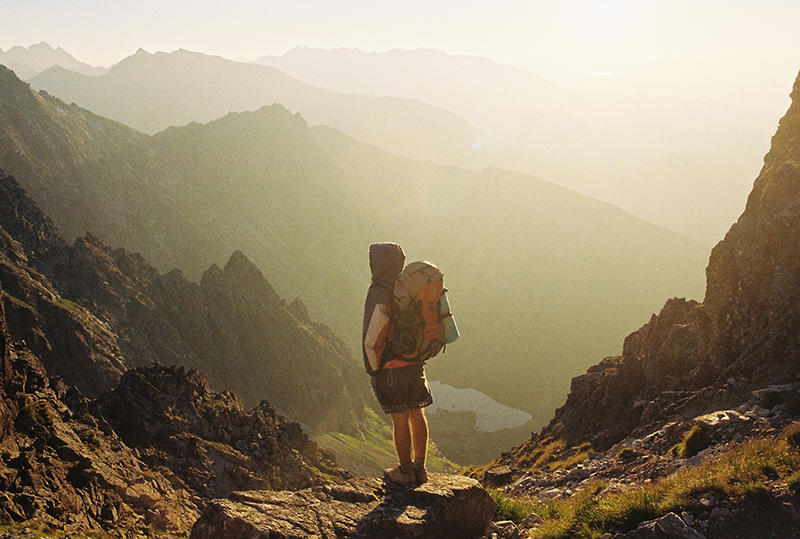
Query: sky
1 0 800 115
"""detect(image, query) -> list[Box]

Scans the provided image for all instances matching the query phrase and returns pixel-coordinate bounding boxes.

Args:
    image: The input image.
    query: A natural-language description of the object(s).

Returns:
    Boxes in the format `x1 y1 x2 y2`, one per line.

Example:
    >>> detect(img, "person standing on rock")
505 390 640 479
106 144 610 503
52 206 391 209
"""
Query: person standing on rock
362 242 432 486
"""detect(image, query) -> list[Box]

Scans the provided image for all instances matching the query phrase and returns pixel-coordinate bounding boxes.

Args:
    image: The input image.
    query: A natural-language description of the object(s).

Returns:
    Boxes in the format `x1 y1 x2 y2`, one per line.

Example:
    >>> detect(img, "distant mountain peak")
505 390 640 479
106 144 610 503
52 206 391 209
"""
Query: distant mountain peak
0 42 107 77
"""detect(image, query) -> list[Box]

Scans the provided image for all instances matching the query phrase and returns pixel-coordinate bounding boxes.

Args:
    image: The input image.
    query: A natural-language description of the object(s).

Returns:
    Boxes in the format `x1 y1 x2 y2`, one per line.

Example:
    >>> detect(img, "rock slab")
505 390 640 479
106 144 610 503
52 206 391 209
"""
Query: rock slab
615 512 707 539
190 474 497 539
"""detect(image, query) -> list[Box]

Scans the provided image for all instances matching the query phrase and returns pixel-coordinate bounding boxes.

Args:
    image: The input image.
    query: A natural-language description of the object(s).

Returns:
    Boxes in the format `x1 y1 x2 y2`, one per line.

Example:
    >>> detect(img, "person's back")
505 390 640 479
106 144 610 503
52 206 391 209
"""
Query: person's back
362 242 432 485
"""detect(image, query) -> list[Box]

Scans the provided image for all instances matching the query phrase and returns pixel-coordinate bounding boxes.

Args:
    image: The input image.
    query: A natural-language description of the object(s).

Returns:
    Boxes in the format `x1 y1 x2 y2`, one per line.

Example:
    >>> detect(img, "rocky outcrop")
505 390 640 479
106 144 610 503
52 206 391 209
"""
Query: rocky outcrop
92 363 348 498
611 512 707 539
0 172 128 396
0 280 350 537
190 474 496 539
0 282 200 536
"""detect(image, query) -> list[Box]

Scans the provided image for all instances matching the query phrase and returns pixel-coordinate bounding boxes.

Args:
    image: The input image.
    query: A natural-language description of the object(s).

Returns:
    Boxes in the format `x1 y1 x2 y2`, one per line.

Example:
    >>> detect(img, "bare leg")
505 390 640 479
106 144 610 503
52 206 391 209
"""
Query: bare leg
390 411 412 464
408 407 428 466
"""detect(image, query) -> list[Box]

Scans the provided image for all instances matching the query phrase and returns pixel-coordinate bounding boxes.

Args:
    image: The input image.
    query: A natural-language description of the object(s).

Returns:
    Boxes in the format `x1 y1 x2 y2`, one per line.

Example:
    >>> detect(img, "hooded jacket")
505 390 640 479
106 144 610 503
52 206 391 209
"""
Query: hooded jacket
362 242 405 375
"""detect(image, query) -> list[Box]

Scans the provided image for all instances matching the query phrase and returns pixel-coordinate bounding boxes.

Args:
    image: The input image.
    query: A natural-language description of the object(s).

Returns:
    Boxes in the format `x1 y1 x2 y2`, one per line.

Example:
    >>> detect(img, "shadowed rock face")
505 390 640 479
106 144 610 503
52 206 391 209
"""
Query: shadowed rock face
92 363 349 498
190 474 496 539
0 282 202 535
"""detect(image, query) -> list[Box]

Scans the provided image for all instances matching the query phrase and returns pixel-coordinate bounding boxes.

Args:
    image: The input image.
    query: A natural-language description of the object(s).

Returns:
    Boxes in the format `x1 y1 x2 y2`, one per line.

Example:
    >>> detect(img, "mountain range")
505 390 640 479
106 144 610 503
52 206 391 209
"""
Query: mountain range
0 66 708 463
256 46 776 245
0 42 107 80
22 46 773 244
0 167 365 434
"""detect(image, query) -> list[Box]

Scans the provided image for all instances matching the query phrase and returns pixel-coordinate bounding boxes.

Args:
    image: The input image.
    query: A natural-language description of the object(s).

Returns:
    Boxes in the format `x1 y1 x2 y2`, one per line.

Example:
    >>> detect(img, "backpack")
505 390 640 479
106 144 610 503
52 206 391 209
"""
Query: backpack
388 260 458 362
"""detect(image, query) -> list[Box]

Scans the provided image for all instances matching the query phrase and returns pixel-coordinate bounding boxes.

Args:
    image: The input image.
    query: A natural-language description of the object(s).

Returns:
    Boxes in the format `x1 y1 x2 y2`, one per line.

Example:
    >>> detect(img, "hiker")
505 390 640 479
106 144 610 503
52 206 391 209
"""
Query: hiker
362 242 432 485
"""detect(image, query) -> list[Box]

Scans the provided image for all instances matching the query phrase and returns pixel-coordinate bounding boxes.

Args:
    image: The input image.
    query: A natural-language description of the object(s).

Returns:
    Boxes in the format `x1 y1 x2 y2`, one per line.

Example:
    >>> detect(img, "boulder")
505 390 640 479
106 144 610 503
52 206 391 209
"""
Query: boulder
190 474 496 539
483 465 514 487
615 512 707 539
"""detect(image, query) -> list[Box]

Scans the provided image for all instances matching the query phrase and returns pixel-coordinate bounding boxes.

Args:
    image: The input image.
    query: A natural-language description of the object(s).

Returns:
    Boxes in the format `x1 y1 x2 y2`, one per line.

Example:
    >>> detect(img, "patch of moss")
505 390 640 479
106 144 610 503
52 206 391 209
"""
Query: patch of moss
675 425 710 459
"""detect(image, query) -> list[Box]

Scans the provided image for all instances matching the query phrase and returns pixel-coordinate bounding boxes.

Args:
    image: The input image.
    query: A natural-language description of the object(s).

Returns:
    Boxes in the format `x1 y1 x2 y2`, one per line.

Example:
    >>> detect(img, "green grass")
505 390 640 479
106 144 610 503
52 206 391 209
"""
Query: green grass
53 296 81 313
315 406 460 477
490 489 545 523
490 425 800 539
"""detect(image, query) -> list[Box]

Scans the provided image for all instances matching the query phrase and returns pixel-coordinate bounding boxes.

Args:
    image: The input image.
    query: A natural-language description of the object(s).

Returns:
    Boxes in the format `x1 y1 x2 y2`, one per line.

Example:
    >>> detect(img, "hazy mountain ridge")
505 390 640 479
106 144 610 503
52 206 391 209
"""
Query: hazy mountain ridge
0 65 709 463
0 42 108 80
257 46 774 245
11 44 775 244
28 48 485 169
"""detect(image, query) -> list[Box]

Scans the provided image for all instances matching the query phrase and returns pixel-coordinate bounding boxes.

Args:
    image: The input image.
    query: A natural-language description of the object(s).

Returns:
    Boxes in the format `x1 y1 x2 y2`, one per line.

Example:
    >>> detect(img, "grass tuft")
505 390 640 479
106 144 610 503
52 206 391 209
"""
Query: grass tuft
782 421 800 450
675 425 711 459
490 489 544 523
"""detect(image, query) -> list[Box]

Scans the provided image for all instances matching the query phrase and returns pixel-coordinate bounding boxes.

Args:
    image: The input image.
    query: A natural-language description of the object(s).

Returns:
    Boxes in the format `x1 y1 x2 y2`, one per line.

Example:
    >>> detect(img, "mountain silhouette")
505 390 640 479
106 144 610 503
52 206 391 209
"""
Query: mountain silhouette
0 42 107 79
28 48 483 169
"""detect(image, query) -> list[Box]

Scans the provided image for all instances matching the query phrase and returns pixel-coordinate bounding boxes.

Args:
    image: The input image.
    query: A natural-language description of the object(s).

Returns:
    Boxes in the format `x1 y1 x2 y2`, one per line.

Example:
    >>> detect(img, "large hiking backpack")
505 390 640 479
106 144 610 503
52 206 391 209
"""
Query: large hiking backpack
388 260 458 362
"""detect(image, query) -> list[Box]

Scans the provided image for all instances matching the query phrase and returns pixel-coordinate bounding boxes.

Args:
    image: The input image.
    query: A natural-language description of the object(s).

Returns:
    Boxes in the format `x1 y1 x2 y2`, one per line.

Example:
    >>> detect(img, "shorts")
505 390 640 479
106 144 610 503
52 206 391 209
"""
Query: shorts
370 362 433 414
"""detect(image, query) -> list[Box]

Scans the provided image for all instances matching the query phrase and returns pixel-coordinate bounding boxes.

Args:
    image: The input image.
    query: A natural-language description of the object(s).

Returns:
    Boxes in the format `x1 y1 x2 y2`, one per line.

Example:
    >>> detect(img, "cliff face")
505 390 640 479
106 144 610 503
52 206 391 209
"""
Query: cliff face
702 71 800 385
525 70 800 451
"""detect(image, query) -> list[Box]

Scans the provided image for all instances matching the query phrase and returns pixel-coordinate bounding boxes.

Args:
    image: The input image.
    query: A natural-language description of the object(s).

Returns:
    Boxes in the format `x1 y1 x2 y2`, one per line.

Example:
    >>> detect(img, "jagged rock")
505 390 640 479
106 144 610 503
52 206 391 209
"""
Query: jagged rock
615 512 707 539
0 283 200 536
92 363 349 498
190 474 496 539
483 465 513 487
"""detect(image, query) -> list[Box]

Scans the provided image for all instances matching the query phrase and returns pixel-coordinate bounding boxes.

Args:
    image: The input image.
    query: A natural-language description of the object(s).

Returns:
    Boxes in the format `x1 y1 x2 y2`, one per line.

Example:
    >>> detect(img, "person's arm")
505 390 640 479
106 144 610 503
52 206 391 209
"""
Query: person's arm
364 303 391 372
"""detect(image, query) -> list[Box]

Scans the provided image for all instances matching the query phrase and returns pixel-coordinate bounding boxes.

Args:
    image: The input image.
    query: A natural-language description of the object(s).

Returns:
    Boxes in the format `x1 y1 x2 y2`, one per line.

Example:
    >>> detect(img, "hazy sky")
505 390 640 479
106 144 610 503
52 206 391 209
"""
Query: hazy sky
2 0 799 114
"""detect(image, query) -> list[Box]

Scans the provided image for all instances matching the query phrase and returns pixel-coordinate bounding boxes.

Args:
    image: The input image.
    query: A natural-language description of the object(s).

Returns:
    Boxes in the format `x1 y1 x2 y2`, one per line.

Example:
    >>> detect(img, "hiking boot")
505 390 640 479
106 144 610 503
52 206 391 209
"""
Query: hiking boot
384 465 416 486
414 466 428 484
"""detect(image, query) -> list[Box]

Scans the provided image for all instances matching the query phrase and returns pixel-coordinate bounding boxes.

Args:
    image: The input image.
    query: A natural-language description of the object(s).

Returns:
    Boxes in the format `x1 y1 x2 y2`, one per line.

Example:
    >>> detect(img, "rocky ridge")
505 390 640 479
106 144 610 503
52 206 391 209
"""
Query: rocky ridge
92 363 347 498
0 281 350 536
0 280 201 536
0 169 366 434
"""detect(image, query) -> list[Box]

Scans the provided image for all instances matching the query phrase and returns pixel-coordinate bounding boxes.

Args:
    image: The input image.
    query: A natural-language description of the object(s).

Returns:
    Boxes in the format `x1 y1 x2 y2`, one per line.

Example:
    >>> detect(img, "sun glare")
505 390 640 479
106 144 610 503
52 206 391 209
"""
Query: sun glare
584 0 632 26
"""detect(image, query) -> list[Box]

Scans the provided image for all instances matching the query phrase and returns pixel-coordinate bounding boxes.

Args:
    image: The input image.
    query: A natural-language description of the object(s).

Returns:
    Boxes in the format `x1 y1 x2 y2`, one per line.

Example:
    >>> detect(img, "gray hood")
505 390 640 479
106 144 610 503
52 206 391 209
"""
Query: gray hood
369 242 405 287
